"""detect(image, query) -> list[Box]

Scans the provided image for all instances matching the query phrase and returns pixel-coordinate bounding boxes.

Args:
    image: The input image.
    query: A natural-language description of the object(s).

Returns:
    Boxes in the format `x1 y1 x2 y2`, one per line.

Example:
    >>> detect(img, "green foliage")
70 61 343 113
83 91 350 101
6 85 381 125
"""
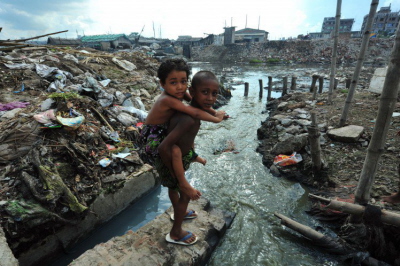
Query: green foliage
249 59 263 63
266 58 280 63
48 92 82 100
340 89 349 93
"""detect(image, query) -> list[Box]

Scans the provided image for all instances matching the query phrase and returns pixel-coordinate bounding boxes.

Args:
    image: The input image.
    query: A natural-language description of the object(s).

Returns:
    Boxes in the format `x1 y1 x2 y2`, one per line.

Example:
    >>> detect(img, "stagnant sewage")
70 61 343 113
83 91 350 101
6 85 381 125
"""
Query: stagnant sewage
50 62 343 266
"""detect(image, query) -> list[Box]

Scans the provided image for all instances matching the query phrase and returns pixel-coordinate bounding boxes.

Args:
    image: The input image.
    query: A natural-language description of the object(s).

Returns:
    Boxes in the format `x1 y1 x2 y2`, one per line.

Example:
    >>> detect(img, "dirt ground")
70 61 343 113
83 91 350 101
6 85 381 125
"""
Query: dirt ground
258 88 400 206
256 87 400 264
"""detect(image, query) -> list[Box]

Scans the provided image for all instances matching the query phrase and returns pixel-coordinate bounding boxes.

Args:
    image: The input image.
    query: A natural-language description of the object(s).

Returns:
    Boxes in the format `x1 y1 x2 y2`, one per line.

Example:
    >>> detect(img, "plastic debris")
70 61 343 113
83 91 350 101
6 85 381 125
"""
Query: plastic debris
273 152 303 166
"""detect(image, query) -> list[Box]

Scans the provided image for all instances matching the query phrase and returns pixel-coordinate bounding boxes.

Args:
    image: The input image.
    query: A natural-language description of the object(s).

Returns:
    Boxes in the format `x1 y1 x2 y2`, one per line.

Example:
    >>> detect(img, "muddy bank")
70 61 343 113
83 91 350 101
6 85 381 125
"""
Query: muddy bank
256 88 400 264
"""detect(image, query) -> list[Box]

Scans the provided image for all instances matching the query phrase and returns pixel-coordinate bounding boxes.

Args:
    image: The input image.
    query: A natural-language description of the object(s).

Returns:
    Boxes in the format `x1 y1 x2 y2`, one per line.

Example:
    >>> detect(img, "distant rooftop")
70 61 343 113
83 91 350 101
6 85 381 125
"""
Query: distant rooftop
80 34 128 42
235 28 269 34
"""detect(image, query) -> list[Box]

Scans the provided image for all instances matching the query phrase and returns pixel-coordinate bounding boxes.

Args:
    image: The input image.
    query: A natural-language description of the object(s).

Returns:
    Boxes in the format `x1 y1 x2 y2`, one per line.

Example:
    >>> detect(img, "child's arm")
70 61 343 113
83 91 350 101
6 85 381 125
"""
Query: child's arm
163 95 225 123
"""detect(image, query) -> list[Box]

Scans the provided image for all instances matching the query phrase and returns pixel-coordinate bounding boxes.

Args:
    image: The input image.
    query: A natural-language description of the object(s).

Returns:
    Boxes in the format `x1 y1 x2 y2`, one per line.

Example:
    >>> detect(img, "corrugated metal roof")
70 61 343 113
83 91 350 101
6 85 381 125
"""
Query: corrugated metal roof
235 28 268 34
80 34 129 43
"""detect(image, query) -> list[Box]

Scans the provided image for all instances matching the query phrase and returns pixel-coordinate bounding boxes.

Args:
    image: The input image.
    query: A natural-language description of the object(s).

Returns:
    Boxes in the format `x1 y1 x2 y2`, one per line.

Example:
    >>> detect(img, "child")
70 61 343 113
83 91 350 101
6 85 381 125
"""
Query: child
141 59 225 200
157 70 221 245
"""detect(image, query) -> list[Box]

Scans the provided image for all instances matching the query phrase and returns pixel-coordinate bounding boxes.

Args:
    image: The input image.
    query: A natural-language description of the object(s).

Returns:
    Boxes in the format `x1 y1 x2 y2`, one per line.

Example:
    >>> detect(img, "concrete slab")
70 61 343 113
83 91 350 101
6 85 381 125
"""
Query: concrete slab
69 197 235 266
368 67 387 94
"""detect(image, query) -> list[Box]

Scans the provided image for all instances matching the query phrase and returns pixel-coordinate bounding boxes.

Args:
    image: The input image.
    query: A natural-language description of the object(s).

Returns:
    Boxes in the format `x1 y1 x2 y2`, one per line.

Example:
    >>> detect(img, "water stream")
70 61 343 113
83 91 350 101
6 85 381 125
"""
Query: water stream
51 63 344 266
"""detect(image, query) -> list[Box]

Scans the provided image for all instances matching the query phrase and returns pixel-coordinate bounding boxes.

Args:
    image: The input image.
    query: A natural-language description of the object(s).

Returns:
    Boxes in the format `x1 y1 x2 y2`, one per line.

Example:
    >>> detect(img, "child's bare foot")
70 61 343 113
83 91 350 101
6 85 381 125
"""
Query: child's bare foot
383 192 400 204
180 183 202 200
194 156 207 166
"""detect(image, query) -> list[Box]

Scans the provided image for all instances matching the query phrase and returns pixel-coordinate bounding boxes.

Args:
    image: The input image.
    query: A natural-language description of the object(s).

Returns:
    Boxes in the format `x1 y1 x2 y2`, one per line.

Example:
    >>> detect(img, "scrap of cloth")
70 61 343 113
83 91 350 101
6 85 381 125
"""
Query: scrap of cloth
0 102 30 111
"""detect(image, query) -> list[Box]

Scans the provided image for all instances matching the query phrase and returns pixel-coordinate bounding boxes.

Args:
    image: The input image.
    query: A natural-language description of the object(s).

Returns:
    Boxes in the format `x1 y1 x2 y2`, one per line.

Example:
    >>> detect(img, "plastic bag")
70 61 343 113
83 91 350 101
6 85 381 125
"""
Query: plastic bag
273 152 303 166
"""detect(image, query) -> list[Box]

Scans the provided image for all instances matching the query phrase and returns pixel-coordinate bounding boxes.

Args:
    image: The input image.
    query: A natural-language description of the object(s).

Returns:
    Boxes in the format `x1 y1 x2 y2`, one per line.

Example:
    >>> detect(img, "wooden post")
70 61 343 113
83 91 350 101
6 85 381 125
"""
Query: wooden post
308 112 322 171
345 78 351 89
259 79 263 99
290 76 297 91
267 76 272 100
328 0 342 104
353 14 400 212
310 74 319 92
244 82 249 97
334 78 339 90
318 76 324 93
339 0 379 127
282 77 288 96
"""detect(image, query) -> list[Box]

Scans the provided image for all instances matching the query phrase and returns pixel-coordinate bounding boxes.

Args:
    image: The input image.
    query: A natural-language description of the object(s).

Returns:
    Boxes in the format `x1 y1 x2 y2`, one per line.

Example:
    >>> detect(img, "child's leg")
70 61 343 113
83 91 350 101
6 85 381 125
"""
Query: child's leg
171 145 201 200
169 191 197 244
193 155 207 165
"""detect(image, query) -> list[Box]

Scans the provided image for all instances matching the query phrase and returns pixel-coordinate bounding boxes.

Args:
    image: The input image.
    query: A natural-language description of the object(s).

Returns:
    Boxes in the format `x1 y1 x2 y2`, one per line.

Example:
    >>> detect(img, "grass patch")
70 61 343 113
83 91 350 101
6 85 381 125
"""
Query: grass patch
249 59 263 63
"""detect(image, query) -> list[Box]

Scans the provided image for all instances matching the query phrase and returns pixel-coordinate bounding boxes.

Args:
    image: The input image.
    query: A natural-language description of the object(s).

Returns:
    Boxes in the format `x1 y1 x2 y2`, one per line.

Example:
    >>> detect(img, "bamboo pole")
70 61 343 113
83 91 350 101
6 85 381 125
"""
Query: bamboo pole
282 76 288 96
259 79 263 99
0 30 68 43
244 82 249 97
353 20 400 210
309 194 400 227
328 0 342 104
267 76 272 100
339 0 379 127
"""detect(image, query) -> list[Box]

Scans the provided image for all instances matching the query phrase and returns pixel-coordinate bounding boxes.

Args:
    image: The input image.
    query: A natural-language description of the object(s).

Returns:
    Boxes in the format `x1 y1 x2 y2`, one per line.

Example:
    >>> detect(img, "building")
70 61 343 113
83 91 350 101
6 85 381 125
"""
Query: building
80 34 132 51
234 28 269 43
47 37 82 46
321 17 355 34
361 5 400 36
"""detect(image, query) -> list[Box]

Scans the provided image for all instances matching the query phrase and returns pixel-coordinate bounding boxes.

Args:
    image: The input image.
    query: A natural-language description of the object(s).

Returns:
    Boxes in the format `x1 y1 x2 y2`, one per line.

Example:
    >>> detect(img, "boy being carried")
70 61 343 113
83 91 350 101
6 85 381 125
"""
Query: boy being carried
158 70 221 245
141 59 225 203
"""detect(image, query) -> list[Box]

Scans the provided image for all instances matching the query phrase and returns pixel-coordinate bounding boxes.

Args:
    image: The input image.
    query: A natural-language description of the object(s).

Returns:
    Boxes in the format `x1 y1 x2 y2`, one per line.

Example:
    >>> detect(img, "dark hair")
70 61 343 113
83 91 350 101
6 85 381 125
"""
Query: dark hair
191 71 218 89
157 59 191 84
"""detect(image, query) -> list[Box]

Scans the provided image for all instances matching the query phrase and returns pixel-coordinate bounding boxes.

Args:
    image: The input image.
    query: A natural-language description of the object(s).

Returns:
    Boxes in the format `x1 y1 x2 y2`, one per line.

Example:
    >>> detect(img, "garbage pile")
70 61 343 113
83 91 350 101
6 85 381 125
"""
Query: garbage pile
0 46 163 255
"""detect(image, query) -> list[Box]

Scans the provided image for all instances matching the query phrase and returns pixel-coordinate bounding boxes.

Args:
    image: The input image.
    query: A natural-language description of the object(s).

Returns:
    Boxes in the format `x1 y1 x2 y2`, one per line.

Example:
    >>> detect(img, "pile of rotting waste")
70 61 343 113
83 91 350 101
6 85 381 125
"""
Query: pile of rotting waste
0 45 232 259
0 45 162 257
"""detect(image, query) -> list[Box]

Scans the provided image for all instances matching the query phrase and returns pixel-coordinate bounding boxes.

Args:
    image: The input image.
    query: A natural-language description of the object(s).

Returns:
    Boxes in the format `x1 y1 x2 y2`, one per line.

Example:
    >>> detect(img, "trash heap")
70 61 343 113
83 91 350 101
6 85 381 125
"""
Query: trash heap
0 46 163 256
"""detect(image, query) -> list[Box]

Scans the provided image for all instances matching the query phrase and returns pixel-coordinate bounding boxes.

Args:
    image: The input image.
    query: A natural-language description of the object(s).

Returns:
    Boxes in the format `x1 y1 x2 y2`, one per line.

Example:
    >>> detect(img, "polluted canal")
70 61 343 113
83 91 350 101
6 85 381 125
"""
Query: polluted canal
52 63 343 266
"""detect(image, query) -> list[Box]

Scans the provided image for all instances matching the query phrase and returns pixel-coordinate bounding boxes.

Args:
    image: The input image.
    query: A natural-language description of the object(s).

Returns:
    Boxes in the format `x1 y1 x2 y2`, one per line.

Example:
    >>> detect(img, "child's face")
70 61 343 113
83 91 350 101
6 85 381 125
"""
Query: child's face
189 79 219 111
161 70 188 100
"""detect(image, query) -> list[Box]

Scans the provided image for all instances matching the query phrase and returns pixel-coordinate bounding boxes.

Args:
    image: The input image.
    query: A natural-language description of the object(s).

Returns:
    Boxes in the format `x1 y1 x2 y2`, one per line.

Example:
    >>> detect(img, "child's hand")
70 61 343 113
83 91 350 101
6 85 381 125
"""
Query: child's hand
223 113 230 120
215 110 226 121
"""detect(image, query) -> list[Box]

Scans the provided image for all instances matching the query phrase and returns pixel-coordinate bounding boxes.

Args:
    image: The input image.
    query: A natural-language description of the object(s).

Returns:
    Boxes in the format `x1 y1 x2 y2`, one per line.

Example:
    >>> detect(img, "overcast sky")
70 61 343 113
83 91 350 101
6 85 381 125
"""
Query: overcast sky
1 0 399 41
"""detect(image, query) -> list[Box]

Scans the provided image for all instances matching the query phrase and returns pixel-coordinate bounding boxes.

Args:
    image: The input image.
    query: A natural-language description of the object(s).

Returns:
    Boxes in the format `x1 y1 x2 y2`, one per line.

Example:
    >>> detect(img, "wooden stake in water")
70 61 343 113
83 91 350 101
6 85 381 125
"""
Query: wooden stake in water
267 76 272 100
259 79 263 99
291 76 297 91
310 74 319 93
244 82 249 96
318 76 324 93
345 78 351 89
334 78 339 90
282 77 288 96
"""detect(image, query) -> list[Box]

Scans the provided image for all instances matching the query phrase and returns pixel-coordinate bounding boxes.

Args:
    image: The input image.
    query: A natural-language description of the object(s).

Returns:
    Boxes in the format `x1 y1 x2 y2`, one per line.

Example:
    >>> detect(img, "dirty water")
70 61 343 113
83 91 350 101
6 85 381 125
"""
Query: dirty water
50 63 343 266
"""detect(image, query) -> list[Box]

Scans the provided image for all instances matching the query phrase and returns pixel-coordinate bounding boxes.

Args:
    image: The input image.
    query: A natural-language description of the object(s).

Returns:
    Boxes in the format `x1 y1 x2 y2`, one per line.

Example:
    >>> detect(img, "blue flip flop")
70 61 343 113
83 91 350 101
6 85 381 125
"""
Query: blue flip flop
165 231 198 246
170 209 197 221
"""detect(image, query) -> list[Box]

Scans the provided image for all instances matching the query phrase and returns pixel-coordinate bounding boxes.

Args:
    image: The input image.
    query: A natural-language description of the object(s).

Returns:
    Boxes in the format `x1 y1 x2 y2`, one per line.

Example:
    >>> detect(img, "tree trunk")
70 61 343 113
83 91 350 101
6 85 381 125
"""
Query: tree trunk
353 21 400 212
339 0 379 127
328 0 342 104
